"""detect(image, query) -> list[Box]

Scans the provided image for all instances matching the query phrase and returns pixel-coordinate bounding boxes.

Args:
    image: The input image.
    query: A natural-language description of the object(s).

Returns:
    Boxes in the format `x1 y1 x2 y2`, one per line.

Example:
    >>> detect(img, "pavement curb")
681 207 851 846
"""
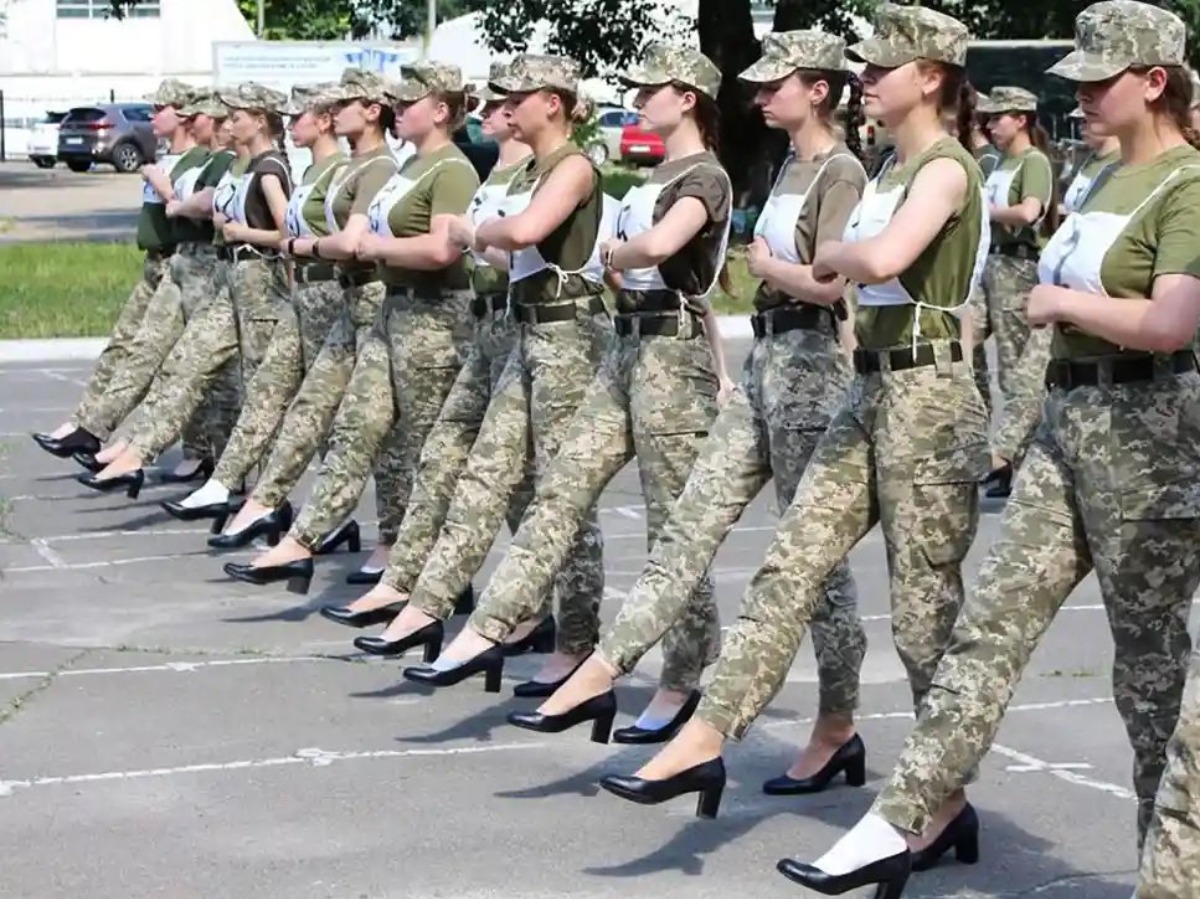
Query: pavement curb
0 317 755 364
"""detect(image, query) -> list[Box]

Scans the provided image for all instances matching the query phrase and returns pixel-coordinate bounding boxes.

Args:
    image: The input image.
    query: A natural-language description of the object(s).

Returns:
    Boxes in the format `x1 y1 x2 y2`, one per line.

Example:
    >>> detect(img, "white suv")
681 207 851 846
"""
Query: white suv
28 111 67 169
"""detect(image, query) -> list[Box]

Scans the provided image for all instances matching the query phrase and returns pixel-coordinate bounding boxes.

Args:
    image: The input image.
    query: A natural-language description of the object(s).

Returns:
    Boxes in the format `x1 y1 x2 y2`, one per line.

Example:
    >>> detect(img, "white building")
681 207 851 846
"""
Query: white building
0 0 253 154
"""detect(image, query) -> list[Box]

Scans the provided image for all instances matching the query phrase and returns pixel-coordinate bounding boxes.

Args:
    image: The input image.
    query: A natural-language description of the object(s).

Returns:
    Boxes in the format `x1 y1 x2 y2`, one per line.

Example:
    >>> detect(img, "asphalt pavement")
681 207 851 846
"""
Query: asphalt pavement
0 161 141 243
0 342 1186 899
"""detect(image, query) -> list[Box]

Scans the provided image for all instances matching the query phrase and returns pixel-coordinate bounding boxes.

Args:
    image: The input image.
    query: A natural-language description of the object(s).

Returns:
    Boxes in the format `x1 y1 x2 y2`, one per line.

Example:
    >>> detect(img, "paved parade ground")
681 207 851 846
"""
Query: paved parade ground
0 345 1189 899
0 163 141 244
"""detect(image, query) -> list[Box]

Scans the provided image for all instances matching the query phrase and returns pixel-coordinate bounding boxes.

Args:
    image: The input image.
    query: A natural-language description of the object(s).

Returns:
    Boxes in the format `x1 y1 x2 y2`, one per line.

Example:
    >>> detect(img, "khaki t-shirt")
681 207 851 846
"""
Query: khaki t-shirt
855 137 986 350
471 158 528 297
988 146 1054 249
382 142 479 291
1053 144 1200 358
755 144 866 312
299 151 349 239
327 144 399 275
509 143 604 306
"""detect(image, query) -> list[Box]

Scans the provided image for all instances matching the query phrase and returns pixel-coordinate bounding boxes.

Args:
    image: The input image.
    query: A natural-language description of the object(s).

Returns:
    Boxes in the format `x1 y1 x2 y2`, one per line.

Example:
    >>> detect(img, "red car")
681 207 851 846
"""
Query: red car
620 123 665 165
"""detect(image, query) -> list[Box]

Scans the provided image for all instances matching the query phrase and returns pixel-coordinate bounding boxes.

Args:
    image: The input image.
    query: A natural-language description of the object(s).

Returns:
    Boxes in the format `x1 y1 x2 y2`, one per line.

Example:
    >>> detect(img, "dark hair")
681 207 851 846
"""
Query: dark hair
1129 65 1200 150
917 61 974 150
793 70 865 162
432 90 469 132
670 83 722 153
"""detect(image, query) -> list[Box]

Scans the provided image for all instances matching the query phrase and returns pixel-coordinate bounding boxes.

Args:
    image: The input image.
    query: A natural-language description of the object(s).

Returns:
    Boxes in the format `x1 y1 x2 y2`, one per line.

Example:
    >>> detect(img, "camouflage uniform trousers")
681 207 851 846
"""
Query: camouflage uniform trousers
872 371 1200 844
407 303 612 655
72 253 170 429
246 281 384 503
696 342 988 739
468 313 721 691
210 274 345 489
972 254 1039 416
381 299 535 592
124 256 289 462
599 322 867 710
993 324 1052 468
1137 638 1200 898
287 289 475 551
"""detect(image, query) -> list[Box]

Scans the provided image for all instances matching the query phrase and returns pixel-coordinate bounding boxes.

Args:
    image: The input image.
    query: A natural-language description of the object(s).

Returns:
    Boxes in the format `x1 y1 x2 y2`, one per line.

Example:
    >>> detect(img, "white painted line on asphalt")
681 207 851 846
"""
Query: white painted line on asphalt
0 406 74 415
991 742 1135 801
44 527 210 543
40 371 87 388
758 696 1115 732
0 655 334 681
0 741 550 797
5 553 202 573
29 538 66 569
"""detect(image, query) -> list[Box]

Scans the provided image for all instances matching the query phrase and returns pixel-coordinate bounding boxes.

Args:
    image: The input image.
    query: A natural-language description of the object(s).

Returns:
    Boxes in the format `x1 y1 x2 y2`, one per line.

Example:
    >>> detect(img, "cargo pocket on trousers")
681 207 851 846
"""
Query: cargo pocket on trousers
1120 483 1200 523
912 437 990 568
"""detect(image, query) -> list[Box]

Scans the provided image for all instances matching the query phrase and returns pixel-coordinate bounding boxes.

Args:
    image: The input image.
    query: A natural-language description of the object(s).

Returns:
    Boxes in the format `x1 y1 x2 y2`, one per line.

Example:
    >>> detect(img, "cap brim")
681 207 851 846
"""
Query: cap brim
617 66 670 90
738 58 796 84
1046 51 1127 82
469 86 504 103
846 39 916 68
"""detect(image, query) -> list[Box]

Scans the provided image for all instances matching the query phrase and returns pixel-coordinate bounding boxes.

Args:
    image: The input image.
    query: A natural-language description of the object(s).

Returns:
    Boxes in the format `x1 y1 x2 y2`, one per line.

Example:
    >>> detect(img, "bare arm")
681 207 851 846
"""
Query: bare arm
302 215 370 260
1030 275 1200 353
142 164 176 202
991 197 1043 227
700 308 737 403
608 197 709 269
475 156 594 251
225 174 288 248
374 214 462 270
757 254 848 306
170 187 216 221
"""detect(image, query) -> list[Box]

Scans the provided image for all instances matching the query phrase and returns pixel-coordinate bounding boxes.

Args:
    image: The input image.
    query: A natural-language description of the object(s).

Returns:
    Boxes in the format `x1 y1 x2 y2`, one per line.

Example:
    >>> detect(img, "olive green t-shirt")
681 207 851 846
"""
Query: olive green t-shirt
988 146 1054 249
136 146 207 251
974 144 1001 179
755 144 866 312
173 148 233 245
381 142 479 291
1053 144 1200 359
212 155 251 248
509 143 604 306
327 145 398 274
631 150 731 310
470 158 528 297
855 137 986 350
299 152 349 239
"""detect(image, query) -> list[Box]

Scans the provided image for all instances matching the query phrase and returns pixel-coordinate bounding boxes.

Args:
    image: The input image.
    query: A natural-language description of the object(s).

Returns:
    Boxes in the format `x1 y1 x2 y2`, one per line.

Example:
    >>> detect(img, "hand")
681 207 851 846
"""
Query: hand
599 238 624 271
165 199 183 218
221 221 247 242
356 233 387 262
140 164 156 182
1027 284 1067 327
812 242 840 283
447 215 475 249
746 237 772 279
290 237 317 258
717 376 738 408
213 213 228 230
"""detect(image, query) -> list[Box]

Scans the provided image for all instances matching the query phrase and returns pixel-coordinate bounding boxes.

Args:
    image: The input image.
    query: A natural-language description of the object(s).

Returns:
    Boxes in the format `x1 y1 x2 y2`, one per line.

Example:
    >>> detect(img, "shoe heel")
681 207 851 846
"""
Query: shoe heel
211 512 229 535
956 830 980 865
267 525 283 547
346 522 362 554
590 709 615 745
846 752 867 787
695 783 723 820
484 660 502 694
423 637 442 664
532 627 556 654
873 875 909 899
286 574 312 595
126 477 142 500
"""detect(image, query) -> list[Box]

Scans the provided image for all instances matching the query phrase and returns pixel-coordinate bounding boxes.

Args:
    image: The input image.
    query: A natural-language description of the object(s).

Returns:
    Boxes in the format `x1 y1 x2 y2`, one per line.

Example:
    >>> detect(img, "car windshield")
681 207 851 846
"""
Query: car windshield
63 107 106 123
45 112 68 124
122 106 153 123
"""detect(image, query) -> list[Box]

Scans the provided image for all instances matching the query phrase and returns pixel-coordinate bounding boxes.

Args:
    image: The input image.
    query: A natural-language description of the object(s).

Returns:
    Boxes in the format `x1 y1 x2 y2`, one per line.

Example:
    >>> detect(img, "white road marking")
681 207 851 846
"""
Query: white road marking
0 742 549 797
758 696 1115 732
40 371 87 388
29 538 66 569
0 655 335 681
991 743 1136 801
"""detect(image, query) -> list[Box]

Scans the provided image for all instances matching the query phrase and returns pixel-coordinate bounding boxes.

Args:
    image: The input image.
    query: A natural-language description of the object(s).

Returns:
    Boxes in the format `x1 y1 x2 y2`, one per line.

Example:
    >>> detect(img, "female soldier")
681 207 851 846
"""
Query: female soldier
163 84 352 528
364 45 735 706
591 3 989 830
223 62 481 594
516 32 873 783
33 79 198 460
976 85 1057 498
319 62 537 626
193 69 399 561
1062 107 1120 215
779 4 1200 894
78 83 293 499
325 54 613 685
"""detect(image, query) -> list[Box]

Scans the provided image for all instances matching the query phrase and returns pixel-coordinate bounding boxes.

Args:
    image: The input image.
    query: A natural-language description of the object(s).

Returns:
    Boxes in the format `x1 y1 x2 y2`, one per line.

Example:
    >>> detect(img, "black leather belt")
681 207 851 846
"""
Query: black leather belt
615 288 682 315
1045 352 1196 390
513 295 607 325
295 263 337 284
471 293 509 318
178 242 217 257
991 244 1038 260
145 247 174 261
854 341 964 375
340 269 382 289
751 305 830 339
614 311 698 338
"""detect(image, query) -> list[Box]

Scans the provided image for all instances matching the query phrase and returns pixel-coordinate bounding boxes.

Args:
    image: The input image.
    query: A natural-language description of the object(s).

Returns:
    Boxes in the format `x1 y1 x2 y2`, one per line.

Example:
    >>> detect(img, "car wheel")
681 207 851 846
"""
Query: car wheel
111 142 144 173
587 143 609 167
34 157 56 169
66 160 92 173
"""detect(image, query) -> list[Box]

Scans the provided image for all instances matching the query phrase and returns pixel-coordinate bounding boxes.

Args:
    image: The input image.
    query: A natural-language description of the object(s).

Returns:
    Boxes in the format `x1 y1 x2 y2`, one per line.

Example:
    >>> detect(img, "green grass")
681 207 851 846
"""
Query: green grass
0 242 141 339
710 245 755 315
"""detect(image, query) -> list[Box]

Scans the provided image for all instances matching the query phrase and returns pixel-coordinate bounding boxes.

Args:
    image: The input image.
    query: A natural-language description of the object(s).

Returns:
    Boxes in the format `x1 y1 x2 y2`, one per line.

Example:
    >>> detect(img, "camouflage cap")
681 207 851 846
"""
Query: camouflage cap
490 54 582 95
469 62 511 104
1047 1 1186 82
847 3 970 68
987 85 1039 112
391 61 466 102
330 68 394 106
740 31 846 83
618 43 722 99
282 83 340 116
178 90 228 118
974 90 996 114
218 82 288 114
144 78 196 107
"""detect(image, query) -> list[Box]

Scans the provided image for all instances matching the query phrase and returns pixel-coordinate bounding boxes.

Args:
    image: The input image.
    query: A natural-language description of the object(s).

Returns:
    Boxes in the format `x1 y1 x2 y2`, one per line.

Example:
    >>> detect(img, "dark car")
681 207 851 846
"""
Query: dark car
57 102 157 173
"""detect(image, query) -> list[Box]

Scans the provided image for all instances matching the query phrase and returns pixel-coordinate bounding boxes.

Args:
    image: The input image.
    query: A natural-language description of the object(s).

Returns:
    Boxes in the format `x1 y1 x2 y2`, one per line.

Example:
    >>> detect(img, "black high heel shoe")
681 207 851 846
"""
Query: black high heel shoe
613 690 701 745
345 566 384 586
503 616 557 658
223 557 313 594
207 501 293 550
319 600 406 629
161 497 231 525
158 458 214 484
77 469 144 500
73 451 104 473
910 803 979 871
763 733 867 795
599 757 726 819
982 462 1013 499
511 648 589 698
507 690 617 744
353 621 443 660
33 427 100 458
776 851 911 897
402 644 504 693
314 520 361 556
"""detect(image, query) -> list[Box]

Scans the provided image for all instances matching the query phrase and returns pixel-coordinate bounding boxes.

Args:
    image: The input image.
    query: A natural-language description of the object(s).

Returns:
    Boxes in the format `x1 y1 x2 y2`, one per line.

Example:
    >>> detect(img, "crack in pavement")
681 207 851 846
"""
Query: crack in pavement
0 647 93 727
